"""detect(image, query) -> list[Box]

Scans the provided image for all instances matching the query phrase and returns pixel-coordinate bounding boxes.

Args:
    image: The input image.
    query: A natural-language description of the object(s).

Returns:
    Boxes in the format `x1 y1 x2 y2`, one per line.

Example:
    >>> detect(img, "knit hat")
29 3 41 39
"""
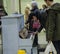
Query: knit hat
31 1 38 6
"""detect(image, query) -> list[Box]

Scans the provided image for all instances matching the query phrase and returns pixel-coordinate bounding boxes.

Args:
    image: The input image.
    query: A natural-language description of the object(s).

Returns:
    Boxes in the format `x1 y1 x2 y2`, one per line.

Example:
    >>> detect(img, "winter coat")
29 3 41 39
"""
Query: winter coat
46 3 60 41
27 7 43 32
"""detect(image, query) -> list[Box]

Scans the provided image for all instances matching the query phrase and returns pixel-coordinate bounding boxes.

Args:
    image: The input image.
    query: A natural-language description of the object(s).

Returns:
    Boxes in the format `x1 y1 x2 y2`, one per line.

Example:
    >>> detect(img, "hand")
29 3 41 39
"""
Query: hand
48 40 52 44
33 31 38 35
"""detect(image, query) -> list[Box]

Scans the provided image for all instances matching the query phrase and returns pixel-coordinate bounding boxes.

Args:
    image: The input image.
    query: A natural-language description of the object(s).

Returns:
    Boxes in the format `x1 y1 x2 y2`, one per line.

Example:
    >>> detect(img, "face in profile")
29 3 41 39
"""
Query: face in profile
44 0 50 6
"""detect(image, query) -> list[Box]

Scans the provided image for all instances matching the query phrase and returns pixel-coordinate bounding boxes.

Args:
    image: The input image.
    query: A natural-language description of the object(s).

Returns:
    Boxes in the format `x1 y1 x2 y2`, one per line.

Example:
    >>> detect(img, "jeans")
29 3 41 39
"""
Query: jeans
33 34 38 47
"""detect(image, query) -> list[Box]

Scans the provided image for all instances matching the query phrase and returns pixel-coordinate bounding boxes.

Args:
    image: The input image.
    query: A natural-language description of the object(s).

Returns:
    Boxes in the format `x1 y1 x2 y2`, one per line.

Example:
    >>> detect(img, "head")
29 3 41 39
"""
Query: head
25 4 31 15
31 1 38 9
31 13 38 21
44 0 54 6
26 4 31 10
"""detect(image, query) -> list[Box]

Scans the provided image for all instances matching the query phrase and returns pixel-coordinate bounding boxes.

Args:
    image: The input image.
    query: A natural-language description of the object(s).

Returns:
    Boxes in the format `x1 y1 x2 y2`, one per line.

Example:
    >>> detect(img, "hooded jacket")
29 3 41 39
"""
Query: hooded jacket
46 3 60 41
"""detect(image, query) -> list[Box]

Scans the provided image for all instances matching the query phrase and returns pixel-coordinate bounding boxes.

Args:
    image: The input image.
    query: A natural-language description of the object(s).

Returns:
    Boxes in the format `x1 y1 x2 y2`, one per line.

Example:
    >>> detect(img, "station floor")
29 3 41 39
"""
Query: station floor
0 29 47 54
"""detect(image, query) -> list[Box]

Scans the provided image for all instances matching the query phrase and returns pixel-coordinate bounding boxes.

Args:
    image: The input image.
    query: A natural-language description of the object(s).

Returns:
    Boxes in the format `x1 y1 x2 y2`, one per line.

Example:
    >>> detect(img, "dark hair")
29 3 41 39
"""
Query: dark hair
44 0 53 2
28 12 38 20
30 12 37 17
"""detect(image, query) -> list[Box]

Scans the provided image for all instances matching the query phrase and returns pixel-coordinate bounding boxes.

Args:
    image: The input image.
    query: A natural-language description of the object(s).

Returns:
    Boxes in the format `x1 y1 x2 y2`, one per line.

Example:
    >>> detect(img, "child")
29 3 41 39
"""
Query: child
32 15 41 32
26 12 41 47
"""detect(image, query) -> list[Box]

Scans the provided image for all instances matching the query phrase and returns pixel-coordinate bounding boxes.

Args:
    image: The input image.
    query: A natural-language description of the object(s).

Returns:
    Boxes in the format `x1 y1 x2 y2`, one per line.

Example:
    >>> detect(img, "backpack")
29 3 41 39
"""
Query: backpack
40 9 48 28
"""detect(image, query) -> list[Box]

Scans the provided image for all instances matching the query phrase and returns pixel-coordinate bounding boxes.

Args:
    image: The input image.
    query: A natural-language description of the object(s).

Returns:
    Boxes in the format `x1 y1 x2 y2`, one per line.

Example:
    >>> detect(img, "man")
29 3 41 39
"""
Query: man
44 0 60 54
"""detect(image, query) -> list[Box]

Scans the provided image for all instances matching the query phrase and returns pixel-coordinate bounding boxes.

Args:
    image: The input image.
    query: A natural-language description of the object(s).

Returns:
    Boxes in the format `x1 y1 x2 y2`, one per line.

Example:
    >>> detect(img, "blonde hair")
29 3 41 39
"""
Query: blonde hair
25 4 31 21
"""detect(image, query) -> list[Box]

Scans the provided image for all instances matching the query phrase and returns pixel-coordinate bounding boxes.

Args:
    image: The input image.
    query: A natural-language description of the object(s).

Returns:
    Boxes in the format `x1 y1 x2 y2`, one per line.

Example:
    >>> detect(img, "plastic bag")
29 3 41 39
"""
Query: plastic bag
44 41 57 54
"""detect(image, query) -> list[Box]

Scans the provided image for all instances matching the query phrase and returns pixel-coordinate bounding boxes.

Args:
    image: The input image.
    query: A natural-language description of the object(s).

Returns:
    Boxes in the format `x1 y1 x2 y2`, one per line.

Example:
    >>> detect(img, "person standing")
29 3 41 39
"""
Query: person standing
30 1 43 47
25 4 31 23
44 0 60 54
30 1 43 32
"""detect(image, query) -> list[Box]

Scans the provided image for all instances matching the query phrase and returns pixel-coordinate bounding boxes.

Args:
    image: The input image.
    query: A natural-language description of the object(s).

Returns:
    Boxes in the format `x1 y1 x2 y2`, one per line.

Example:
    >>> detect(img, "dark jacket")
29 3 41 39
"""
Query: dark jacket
26 13 34 31
26 7 43 32
40 9 48 29
26 12 41 32
31 6 41 20
46 3 60 41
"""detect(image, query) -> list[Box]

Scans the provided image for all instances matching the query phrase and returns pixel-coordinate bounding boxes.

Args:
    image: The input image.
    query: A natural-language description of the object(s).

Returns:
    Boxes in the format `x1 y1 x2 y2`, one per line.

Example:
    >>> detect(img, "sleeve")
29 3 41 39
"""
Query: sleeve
47 10 56 41
38 25 43 32
35 9 43 32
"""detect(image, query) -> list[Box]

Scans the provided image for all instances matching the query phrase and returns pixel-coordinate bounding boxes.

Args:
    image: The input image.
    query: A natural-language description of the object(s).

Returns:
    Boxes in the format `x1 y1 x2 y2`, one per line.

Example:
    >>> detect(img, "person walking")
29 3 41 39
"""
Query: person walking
30 1 43 47
44 0 60 54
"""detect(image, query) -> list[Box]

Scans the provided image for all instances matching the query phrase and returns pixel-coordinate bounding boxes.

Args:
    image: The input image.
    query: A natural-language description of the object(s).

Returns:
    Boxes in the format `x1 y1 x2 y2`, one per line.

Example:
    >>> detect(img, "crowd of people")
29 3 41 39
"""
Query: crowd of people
0 0 60 54
25 0 60 54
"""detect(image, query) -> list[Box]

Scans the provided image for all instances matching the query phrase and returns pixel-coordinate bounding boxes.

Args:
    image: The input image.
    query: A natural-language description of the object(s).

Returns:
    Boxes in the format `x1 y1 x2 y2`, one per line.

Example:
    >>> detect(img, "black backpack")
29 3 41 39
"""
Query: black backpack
40 9 48 28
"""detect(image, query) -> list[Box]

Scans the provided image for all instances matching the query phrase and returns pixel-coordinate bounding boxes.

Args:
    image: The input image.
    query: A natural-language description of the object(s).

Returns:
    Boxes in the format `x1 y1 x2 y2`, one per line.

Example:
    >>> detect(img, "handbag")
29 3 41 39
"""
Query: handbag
44 41 57 54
